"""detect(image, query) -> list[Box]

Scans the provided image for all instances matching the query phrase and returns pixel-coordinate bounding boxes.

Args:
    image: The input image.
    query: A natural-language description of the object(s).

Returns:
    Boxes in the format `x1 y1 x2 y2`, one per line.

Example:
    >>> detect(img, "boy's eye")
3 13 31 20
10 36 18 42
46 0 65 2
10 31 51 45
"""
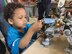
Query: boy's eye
18 16 23 19
25 16 26 18
18 15 27 19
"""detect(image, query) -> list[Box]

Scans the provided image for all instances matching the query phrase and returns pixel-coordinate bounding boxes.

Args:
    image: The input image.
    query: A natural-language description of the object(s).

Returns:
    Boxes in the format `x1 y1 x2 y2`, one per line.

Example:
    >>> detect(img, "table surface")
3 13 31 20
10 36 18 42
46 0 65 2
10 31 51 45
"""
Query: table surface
22 35 68 54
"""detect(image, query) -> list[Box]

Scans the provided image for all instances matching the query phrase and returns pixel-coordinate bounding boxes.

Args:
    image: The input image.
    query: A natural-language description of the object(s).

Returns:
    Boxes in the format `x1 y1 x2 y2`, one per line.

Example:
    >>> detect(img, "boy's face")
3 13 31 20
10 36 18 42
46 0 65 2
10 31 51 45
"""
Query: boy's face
8 8 27 29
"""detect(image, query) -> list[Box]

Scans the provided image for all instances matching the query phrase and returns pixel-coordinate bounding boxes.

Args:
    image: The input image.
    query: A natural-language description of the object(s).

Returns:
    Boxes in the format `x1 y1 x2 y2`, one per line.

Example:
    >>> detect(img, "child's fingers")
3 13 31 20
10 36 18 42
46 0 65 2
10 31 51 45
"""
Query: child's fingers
38 20 43 23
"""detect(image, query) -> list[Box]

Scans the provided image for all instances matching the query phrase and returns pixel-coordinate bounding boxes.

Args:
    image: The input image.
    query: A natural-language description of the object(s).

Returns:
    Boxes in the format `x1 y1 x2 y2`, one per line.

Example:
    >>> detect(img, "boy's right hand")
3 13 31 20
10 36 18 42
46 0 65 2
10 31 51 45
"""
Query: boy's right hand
30 20 43 32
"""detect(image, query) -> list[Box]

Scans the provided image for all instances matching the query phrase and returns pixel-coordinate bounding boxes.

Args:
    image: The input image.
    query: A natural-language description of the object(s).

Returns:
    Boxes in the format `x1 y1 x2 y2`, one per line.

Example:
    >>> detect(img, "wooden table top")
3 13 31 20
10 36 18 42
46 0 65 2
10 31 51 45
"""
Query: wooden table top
22 35 68 54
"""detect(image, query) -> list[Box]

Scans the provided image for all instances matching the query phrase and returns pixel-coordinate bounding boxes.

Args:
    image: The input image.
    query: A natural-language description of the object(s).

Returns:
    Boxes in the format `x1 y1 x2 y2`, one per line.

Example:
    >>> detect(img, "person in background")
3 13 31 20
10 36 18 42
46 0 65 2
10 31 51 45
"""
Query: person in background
37 0 51 20
4 3 42 54
36 0 51 32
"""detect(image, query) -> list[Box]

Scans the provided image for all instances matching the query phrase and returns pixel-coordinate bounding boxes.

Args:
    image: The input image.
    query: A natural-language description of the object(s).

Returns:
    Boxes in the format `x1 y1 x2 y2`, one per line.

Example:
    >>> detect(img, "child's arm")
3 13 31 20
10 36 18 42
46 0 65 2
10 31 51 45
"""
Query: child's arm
19 20 42 48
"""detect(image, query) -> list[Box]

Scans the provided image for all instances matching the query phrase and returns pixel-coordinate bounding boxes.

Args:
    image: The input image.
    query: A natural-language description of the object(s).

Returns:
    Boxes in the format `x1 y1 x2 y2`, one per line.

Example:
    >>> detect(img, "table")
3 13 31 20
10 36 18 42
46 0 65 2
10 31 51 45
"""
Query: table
22 35 68 54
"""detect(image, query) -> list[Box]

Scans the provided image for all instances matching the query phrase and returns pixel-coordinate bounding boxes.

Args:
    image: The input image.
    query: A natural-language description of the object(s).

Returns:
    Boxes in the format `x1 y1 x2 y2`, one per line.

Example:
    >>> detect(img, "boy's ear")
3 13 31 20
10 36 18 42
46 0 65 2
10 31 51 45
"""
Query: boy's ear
8 18 13 25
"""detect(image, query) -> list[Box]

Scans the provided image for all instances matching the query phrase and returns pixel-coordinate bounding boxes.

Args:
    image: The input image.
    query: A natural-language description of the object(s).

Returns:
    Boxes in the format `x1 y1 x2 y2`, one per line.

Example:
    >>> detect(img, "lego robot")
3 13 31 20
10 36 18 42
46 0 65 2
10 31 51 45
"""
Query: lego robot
41 18 64 46
41 11 72 54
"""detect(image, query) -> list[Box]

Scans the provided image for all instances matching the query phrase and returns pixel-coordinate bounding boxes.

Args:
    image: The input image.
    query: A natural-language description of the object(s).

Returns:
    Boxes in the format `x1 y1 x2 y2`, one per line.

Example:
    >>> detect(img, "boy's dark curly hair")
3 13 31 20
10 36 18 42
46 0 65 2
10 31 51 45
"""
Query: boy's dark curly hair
4 3 25 21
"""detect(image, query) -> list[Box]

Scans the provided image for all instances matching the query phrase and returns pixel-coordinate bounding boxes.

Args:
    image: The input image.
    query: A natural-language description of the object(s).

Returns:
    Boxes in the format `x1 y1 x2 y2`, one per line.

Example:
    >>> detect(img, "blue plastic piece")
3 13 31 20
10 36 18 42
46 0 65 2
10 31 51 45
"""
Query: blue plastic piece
43 18 56 24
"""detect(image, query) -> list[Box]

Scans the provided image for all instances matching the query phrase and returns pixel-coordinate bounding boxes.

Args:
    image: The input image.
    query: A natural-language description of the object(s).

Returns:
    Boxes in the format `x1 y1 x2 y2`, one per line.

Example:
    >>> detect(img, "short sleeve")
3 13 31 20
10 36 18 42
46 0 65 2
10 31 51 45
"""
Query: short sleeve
11 38 20 54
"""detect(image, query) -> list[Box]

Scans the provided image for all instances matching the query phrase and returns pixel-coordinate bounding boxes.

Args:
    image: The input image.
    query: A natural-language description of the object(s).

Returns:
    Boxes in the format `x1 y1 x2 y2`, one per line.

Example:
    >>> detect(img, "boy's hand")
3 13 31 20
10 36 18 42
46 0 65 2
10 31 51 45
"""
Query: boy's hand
30 20 43 32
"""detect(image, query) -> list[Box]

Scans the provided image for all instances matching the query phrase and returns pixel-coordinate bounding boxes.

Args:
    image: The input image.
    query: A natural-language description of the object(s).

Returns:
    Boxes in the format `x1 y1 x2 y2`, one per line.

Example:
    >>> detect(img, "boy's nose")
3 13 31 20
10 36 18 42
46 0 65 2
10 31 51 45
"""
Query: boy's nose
23 18 27 23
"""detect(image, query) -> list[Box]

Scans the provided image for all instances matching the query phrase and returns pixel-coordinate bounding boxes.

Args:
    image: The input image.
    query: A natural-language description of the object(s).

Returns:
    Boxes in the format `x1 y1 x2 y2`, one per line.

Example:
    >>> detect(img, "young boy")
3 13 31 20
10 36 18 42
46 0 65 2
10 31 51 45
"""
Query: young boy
4 3 42 54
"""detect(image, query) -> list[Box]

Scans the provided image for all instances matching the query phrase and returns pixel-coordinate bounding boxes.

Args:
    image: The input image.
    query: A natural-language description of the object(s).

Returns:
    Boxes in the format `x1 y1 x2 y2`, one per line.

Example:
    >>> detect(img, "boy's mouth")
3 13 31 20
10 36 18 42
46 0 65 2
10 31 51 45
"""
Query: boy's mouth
23 23 26 27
